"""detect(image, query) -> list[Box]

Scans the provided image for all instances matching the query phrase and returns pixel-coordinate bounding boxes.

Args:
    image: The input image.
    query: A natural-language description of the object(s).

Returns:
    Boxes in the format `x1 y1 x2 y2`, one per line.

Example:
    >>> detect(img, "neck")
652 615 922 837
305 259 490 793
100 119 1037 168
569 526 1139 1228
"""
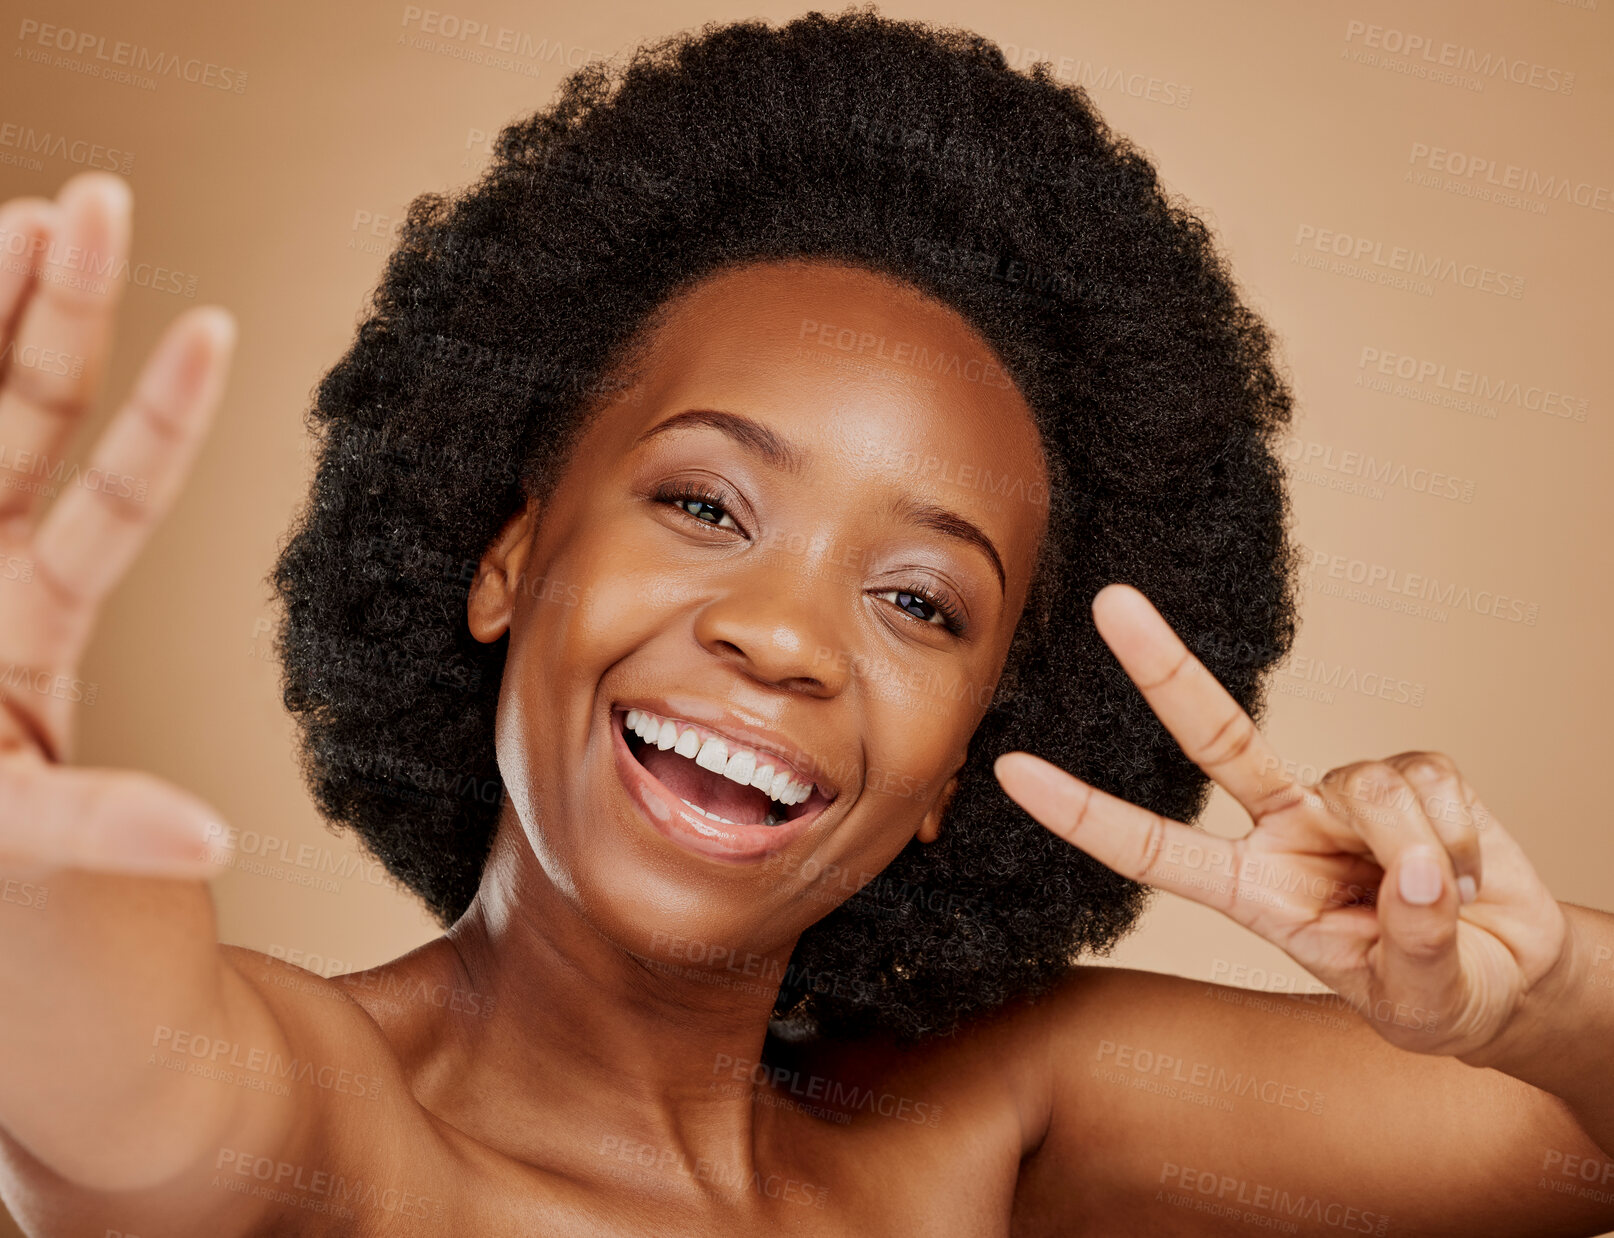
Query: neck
410 818 801 1186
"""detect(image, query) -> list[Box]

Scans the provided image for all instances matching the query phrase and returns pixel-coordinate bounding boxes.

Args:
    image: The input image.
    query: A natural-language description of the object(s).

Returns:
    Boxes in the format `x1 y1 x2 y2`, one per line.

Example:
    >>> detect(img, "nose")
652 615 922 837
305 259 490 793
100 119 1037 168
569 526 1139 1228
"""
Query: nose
691 551 854 696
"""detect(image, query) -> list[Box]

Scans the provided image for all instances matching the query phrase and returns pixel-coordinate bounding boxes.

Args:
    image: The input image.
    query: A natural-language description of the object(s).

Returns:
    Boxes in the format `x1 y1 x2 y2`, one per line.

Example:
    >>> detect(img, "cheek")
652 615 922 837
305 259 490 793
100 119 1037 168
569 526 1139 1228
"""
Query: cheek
537 515 698 656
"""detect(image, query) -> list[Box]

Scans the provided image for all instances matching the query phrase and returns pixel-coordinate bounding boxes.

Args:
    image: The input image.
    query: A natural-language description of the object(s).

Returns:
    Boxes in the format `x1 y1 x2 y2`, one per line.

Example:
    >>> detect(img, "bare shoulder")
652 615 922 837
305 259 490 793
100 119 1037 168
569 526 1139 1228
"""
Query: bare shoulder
0 945 468 1238
790 966 1142 1160
222 935 484 1067
211 942 471 1233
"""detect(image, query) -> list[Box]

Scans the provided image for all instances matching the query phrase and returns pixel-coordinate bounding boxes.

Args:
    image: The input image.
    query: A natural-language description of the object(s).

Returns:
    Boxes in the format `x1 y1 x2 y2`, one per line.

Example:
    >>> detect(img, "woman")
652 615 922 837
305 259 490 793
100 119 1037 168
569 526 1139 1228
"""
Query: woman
1 9 1611 1235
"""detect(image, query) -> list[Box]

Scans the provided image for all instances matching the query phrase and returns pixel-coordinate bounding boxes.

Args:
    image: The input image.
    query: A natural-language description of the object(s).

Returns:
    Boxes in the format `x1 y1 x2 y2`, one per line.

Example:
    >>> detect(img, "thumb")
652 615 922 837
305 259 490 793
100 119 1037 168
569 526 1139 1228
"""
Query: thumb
0 758 234 879
1372 844 1461 1035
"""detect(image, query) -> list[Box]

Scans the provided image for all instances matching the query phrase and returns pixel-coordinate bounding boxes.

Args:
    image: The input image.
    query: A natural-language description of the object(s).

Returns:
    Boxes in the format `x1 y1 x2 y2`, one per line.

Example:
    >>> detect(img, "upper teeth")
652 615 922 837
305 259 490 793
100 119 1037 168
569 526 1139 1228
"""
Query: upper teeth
624 709 816 807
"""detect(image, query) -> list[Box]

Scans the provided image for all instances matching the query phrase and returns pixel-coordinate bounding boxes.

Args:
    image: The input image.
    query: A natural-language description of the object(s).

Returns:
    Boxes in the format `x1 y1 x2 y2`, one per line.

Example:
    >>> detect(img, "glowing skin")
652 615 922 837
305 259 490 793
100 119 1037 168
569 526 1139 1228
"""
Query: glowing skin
6 175 1614 1238
405 258 1051 1174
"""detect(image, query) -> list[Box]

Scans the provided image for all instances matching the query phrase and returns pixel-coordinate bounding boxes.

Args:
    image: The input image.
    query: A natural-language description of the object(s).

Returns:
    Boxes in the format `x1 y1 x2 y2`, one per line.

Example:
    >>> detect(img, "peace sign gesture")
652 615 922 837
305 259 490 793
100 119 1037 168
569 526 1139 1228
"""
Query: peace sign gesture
992 583 1570 1061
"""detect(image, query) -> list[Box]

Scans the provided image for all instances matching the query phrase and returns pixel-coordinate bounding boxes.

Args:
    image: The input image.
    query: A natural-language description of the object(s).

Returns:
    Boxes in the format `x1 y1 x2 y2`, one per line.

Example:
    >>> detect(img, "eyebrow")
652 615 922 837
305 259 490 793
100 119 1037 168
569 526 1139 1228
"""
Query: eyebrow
632 407 1007 595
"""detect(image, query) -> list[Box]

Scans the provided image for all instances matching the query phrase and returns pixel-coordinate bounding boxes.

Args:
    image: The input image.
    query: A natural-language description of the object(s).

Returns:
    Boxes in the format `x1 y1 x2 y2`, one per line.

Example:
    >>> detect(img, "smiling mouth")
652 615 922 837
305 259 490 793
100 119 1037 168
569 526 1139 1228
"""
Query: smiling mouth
617 708 830 829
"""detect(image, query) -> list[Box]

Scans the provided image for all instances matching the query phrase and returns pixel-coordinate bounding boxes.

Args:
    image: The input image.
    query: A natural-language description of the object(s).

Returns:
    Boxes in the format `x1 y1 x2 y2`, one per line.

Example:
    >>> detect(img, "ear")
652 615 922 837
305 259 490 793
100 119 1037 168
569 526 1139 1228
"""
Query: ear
916 774 960 845
467 496 540 644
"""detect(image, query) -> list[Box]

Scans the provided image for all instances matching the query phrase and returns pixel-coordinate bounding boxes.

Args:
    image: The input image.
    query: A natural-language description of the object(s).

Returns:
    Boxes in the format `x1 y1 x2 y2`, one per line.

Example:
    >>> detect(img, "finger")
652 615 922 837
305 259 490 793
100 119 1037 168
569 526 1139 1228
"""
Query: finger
1388 753 1482 904
0 173 132 528
31 306 235 614
1313 761 1452 871
0 755 234 879
1371 836 1464 1028
1313 763 1466 1019
1091 583 1304 821
993 750 1245 915
0 197 58 343
0 198 61 537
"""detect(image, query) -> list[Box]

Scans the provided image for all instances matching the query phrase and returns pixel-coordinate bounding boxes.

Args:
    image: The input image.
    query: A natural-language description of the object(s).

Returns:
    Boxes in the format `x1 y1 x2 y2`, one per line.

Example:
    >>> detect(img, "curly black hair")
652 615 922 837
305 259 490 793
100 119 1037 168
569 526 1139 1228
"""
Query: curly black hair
269 5 1302 1043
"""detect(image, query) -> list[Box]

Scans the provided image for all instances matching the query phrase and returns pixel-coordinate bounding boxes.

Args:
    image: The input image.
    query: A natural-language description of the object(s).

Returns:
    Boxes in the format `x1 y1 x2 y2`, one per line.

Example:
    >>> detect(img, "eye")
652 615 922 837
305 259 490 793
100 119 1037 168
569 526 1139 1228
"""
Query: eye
873 588 965 635
655 483 744 533
652 483 967 636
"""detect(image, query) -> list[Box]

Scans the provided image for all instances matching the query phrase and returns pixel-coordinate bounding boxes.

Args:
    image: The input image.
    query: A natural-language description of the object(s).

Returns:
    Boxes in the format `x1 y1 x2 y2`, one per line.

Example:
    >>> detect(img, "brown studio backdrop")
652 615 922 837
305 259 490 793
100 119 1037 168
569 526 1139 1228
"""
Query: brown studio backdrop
1 0 1611 1231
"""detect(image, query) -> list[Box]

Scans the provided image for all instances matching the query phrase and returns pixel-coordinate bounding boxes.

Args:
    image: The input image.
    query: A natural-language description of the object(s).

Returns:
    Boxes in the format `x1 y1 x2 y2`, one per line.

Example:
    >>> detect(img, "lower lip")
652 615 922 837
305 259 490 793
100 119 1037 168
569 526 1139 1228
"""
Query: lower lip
610 708 826 863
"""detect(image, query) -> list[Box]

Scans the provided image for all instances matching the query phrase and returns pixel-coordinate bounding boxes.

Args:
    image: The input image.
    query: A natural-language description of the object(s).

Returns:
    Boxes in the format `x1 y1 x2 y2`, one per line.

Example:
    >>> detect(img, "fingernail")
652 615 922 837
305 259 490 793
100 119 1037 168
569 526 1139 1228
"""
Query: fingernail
995 753 1082 823
1457 874 1478 905
195 306 237 351
1398 845 1444 906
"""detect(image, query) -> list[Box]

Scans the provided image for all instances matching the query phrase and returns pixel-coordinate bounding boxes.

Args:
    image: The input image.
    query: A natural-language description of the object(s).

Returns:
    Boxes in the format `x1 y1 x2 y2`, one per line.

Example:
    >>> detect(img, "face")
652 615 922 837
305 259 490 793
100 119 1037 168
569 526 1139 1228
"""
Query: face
467 259 1050 964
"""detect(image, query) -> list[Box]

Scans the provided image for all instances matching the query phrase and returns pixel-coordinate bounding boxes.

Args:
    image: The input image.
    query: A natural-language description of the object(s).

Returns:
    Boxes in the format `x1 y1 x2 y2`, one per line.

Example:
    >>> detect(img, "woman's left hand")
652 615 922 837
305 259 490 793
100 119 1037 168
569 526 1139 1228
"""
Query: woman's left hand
992 582 1573 1061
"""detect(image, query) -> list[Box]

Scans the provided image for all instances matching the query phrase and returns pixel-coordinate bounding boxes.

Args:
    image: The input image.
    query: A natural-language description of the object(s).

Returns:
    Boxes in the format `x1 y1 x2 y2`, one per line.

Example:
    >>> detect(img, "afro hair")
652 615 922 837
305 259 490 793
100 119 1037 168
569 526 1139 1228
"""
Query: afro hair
269 5 1303 1042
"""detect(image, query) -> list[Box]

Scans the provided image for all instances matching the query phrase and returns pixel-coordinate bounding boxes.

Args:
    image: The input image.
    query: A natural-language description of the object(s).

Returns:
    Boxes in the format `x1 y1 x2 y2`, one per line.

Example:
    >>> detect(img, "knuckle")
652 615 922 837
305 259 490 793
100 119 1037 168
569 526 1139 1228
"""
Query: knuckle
95 485 154 530
3 363 83 421
1340 762 1424 830
1398 762 1469 828
1339 760 1401 807
1197 708 1256 767
1397 751 1460 783
130 389 190 447
1133 814 1167 884
1396 919 1457 961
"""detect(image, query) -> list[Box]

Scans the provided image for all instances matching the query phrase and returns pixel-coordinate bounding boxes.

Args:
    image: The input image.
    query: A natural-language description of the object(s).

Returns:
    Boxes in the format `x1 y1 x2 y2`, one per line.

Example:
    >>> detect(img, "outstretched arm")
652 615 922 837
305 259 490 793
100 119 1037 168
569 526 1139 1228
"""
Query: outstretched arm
999 583 1614 1237
0 172 314 1236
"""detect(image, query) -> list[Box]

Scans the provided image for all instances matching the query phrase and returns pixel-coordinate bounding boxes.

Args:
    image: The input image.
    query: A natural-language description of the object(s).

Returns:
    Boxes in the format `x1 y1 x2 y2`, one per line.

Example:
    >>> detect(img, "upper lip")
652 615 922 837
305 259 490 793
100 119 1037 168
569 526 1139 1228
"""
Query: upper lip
613 696 841 802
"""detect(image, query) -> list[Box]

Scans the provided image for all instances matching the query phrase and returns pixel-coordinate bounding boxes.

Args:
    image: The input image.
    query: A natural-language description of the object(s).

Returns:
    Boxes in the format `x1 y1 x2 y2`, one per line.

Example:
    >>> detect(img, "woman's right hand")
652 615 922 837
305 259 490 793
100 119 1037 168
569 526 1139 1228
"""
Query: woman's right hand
0 171 237 879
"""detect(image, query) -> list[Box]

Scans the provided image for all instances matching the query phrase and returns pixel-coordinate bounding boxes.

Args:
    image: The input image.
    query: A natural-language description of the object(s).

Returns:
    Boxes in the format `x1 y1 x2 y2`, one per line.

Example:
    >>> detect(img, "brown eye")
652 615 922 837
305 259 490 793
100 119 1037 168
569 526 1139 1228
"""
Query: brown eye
655 484 743 533
874 587 965 635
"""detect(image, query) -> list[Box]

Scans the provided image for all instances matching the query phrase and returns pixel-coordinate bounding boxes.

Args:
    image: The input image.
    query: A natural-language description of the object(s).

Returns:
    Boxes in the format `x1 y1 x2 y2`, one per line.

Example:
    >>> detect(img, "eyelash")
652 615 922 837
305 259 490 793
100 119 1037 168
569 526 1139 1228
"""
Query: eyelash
652 482 967 636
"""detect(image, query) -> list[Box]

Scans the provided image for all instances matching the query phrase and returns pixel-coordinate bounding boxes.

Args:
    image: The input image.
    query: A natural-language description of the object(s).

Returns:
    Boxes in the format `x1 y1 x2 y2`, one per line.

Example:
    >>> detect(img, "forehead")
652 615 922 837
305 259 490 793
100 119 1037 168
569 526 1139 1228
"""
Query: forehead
614 259 1049 501
563 258 1053 595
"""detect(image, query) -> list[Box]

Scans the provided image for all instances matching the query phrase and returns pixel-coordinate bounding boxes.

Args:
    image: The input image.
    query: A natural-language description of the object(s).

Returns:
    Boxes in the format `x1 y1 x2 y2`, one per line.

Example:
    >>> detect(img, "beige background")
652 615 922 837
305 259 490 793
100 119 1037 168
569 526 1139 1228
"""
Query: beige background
2 0 1610 1232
